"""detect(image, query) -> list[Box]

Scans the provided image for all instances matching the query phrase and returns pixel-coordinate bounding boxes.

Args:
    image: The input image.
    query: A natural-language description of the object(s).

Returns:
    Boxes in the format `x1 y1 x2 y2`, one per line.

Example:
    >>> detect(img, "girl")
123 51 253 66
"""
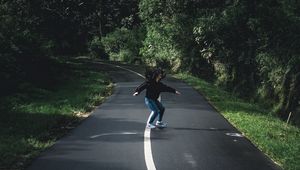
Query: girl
133 68 181 128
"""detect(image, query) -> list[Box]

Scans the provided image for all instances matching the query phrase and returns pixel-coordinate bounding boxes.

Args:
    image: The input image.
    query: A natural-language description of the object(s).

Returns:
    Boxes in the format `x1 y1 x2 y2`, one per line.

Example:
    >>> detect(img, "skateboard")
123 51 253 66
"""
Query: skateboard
155 123 167 129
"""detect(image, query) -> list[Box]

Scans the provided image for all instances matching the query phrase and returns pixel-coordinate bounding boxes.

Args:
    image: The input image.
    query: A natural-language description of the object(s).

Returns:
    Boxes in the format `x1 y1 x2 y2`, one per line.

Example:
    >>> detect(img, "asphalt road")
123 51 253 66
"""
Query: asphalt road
27 61 281 170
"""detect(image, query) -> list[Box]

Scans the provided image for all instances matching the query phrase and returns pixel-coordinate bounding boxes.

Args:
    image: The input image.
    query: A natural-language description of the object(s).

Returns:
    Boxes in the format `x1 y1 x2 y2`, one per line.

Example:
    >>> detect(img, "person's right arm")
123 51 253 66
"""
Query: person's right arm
133 81 148 96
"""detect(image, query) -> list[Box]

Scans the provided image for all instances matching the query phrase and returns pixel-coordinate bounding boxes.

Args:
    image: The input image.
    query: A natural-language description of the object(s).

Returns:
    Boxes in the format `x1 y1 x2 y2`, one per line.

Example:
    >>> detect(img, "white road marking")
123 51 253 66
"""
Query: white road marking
225 133 244 137
144 128 156 170
95 61 145 78
97 61 157 170
184 153 198 168
90 132 138 139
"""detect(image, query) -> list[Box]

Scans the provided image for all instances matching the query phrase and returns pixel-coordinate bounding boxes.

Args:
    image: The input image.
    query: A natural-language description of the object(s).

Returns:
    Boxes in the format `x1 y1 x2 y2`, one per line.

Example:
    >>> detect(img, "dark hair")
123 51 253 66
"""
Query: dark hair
145 68 166 81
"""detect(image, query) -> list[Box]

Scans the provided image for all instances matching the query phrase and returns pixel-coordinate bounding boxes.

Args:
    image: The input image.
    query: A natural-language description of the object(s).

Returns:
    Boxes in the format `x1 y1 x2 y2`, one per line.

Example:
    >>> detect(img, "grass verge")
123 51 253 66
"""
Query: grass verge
174 73 300 170
0 58 113 170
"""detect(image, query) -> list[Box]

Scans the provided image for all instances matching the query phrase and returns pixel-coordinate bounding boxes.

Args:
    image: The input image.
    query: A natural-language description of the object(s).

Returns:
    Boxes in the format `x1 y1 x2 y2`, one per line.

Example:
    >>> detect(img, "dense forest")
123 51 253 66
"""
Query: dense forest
1 0 299 125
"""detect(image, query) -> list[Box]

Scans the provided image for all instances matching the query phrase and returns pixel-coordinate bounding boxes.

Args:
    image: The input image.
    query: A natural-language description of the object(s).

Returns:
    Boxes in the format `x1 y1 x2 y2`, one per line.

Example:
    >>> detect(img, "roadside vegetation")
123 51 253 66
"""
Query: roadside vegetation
1 0 299 170
97 0 299 125
175 73 300 170
0 58 113 170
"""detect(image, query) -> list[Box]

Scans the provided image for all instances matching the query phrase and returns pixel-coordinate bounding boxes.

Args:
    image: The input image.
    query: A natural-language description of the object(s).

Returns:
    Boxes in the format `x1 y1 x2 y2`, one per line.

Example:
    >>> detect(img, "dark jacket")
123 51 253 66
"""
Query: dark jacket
134 81 176 100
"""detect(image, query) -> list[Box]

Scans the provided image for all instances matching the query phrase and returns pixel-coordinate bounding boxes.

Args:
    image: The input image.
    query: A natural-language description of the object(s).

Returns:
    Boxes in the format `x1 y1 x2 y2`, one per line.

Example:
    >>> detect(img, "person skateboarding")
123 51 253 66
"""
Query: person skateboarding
133 68 181 128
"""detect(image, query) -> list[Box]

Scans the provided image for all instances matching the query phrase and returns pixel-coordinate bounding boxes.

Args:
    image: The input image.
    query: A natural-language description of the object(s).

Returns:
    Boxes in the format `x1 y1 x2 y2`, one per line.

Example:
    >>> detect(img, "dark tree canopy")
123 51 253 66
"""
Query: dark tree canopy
0 0 299 124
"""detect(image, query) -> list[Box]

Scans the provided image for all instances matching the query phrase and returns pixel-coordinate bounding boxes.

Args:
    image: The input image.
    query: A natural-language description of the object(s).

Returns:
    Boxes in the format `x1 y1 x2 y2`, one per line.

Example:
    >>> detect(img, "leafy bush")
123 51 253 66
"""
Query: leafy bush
88 36 108 59
101 27 144 63
140 23 182 68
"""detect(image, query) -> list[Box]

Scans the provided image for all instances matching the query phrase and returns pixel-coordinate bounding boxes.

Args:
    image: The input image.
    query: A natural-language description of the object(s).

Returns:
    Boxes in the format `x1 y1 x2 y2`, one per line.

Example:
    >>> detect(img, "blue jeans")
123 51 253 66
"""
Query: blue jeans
145 97 165 124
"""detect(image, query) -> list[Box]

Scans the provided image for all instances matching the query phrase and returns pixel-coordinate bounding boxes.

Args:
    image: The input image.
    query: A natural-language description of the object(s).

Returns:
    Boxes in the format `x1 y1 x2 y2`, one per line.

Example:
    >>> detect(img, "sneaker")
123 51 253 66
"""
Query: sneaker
146 123 156 129
156 121 167 128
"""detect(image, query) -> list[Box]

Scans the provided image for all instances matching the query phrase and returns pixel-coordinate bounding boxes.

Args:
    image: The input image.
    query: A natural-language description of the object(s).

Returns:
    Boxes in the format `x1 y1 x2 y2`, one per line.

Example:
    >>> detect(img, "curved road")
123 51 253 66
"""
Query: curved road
28 61 281 170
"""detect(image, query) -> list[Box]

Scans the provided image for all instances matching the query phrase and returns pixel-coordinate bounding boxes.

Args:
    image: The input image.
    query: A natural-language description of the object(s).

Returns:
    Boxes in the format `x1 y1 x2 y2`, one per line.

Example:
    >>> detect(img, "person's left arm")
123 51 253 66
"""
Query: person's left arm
160 82 181 95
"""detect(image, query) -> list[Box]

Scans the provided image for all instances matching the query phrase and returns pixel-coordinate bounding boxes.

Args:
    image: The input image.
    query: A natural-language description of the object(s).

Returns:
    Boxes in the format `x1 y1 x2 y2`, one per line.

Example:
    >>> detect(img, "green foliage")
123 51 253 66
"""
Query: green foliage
140 22 182 67
0 58 113 170
191 0 300 120
256 52 285 101
139 0 195 71
194 2 258 94
138 0 299 123
101 27 145 63
252 1 300 119
0 0 140 96
88 36 108 59
1 1 300 168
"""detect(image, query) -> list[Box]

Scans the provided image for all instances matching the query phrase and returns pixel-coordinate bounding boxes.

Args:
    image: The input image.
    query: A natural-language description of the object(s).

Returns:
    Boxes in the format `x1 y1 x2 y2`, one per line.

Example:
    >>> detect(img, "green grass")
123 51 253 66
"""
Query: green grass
0 59 113 170
174 73 300 170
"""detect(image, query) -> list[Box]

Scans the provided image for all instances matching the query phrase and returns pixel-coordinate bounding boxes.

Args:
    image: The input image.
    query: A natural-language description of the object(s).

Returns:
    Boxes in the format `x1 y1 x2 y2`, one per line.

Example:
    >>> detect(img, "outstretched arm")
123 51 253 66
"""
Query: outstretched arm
160 82 181 95
133 81 148 96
